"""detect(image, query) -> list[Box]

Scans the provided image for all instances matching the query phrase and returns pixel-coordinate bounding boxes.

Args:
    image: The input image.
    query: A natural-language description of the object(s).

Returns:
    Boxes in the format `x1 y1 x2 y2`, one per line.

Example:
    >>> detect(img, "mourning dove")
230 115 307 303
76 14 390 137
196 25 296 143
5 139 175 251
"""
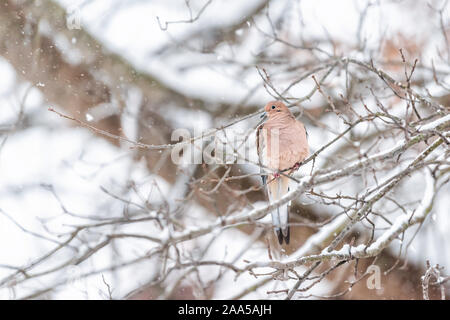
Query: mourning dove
256 101 309 245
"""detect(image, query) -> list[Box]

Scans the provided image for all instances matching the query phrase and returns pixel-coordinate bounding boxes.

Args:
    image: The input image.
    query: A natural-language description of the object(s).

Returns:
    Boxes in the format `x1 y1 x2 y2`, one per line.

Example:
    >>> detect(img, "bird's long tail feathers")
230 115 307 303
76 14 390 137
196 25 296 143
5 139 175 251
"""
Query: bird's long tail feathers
268 175 290 245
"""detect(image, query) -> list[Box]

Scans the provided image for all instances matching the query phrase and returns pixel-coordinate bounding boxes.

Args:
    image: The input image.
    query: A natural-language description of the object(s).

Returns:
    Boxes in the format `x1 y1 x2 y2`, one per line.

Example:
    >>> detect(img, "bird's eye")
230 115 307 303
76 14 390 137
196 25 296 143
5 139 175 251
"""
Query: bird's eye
271 105 276 109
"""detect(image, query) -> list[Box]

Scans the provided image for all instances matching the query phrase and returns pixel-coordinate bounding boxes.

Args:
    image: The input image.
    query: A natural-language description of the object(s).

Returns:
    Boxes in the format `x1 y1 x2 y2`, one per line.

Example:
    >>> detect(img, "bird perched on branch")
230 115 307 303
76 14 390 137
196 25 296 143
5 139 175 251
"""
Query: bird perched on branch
256 101 309 245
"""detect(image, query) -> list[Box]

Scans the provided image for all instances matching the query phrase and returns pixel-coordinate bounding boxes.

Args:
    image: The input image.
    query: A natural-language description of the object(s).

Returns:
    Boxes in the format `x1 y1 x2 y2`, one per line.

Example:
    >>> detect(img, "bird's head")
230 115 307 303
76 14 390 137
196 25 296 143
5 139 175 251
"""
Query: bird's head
261 100 291 120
